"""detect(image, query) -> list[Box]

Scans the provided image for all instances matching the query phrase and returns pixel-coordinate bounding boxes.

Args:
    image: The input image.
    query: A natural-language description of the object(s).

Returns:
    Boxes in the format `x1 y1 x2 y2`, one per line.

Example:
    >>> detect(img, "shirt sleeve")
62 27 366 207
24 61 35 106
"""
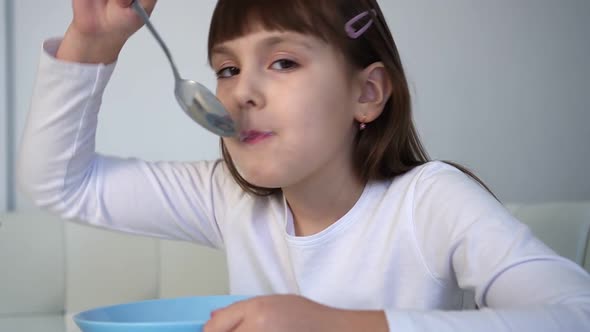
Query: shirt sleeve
17 38 234 249
383 162 590 331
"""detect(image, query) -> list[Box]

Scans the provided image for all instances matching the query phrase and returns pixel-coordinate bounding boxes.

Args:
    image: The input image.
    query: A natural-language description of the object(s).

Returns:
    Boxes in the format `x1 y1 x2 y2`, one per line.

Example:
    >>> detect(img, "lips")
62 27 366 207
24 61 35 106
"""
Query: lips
239 130 274 144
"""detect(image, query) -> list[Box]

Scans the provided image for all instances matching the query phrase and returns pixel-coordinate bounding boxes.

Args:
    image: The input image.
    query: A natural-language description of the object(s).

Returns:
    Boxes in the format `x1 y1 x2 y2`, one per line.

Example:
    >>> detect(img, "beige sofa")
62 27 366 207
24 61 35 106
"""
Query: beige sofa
0 211 229 332
1 201 589 332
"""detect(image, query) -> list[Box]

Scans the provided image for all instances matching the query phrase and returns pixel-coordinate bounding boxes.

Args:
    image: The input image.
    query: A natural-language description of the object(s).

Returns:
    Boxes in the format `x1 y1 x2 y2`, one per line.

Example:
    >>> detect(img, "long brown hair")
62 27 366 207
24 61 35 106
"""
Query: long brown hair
208 0 496 199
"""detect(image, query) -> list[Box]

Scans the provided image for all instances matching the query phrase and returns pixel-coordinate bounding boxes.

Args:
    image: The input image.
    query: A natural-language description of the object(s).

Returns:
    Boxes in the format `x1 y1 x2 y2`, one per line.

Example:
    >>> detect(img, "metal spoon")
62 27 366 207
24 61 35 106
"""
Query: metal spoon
131 1 236 136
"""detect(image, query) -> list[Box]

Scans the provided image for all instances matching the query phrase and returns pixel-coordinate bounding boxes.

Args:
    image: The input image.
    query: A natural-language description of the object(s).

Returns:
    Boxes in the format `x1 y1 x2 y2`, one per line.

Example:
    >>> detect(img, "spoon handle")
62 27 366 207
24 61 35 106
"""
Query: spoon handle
131 1 182 82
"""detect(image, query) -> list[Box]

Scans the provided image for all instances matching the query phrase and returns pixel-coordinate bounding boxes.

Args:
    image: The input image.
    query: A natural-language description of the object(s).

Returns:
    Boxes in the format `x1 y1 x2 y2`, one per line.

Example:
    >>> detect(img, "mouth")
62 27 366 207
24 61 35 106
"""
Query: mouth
239 130 274 144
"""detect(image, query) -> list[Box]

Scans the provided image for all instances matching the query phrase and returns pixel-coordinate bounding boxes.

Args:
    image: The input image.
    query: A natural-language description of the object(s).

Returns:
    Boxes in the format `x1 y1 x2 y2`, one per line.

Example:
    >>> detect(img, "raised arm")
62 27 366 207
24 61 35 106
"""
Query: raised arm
17 0 233 248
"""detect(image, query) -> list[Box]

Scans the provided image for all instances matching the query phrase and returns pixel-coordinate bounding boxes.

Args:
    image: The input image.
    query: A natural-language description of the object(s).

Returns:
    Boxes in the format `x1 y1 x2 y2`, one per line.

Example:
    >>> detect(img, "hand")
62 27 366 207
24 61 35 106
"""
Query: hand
57 0 157 64
70 0 156 39
203 294 389 332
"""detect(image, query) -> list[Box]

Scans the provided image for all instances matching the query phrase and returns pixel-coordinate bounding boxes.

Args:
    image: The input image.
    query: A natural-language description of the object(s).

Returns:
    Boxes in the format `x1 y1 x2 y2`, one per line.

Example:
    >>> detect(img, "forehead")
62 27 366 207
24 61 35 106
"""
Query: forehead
210 29 323 56
207 0 350 61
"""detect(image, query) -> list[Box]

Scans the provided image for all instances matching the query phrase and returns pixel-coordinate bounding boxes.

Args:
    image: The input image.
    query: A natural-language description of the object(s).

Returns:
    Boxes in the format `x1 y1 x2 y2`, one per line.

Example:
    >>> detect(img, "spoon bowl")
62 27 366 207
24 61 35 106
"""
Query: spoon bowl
132 1 237 137
175 80 236 136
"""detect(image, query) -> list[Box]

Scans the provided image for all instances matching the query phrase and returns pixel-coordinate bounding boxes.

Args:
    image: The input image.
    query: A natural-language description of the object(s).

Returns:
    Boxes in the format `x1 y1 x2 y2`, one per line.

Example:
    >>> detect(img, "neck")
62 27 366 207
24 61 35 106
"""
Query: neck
282 159 365 237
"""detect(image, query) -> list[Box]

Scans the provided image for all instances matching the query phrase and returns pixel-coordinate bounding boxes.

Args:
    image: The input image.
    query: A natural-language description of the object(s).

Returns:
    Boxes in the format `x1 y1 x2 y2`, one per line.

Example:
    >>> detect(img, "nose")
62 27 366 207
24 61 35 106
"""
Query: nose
232 68 265 111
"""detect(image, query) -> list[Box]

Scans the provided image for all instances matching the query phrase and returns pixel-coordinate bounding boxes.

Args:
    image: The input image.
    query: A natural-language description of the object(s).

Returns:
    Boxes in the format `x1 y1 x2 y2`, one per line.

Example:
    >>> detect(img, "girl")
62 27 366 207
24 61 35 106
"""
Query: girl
18 0 590 331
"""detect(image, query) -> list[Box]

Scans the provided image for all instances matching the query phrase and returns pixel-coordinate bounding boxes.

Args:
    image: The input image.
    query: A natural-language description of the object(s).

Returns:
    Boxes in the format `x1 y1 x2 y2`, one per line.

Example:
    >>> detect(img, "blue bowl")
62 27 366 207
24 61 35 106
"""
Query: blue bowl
73 295 250 332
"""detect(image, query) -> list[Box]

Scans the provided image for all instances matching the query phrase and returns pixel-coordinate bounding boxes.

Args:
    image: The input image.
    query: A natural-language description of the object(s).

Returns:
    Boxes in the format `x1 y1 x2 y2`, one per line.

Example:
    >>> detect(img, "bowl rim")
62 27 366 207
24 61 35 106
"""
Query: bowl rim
73 295 250 327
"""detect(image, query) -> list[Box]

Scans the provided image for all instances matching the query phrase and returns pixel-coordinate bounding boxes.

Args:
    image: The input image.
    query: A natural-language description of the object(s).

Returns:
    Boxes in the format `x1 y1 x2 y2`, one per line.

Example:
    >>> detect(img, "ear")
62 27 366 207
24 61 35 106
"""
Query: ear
355 62 392 124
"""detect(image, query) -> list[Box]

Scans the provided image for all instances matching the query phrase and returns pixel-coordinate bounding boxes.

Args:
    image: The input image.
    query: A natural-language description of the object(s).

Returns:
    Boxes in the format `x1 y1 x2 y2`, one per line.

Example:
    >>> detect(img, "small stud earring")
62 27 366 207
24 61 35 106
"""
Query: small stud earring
359 122 367 130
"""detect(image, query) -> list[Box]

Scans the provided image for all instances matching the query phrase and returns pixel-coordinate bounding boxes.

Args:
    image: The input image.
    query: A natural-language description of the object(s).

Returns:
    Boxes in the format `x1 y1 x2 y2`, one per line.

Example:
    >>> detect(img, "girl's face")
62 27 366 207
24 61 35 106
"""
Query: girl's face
212 28 361 189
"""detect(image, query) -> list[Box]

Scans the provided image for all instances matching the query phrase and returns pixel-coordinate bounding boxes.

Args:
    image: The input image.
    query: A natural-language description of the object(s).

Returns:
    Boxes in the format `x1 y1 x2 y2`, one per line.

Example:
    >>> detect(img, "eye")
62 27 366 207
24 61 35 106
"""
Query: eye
270 59 299 71
216 66 240 79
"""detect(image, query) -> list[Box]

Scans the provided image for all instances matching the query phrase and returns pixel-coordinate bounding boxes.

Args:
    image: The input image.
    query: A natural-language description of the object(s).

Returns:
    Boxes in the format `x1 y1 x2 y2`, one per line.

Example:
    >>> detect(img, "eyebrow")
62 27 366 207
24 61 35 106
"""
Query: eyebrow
211 35 315 58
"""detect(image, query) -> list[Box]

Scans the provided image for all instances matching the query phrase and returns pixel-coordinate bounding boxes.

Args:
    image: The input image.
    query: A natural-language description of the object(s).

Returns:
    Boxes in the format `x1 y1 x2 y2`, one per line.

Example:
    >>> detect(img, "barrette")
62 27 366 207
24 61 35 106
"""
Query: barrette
345 9 377 39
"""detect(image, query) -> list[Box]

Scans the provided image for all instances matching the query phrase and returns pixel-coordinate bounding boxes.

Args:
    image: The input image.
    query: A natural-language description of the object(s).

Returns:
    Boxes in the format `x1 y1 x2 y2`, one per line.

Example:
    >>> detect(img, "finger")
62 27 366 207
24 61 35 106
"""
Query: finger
203 302 247 332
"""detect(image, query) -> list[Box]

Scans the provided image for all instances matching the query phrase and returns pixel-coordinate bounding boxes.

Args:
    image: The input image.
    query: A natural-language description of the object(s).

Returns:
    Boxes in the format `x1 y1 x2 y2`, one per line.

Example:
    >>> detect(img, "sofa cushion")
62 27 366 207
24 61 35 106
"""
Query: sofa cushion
508 201 590 270
0 212 65 315
64 221 159 314
0 314 66 332
158 239 229 298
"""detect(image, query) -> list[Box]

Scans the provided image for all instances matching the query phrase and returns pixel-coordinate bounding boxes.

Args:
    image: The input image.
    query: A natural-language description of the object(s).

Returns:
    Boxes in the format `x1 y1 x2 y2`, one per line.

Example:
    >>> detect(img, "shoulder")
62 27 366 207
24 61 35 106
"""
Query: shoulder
369 161 474 204
200 159 278 206
191 159 242 194
386 160 504 225
409 160 468 183
385 161 477 197
366 161 495 222
402 161 512 235
406 160 488 196
161 159 244 201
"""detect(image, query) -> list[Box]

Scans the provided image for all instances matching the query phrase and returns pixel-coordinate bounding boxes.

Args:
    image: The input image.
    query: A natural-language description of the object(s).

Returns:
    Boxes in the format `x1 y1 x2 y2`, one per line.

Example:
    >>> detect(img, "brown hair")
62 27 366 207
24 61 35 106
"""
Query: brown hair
208 0 496 199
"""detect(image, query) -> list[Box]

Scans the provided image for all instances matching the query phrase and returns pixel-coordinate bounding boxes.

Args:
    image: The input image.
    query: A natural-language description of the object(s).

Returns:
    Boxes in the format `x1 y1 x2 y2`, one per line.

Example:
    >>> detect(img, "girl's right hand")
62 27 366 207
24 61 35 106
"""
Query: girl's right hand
57 0 157 64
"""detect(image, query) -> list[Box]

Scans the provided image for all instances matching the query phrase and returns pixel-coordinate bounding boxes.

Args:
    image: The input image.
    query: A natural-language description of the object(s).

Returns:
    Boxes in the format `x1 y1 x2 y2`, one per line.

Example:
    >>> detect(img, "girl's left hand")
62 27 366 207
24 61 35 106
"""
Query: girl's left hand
203 294 388 332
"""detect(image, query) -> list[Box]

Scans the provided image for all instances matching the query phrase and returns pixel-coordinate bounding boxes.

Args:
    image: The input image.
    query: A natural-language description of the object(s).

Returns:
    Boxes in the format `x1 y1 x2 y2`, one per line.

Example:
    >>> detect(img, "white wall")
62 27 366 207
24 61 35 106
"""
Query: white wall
0 0 7 213
10 0 590 208
385 0 590 203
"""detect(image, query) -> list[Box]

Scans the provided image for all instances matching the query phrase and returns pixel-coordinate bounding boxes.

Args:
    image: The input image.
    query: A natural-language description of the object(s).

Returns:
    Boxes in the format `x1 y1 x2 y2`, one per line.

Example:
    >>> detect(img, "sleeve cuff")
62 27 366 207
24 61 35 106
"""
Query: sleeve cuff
40 37 117 85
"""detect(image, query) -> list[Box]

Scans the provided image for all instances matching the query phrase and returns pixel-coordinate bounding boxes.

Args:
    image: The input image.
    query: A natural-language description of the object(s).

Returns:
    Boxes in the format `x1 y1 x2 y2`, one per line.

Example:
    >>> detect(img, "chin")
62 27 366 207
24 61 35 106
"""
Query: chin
241 170 283 189
236 163 290 189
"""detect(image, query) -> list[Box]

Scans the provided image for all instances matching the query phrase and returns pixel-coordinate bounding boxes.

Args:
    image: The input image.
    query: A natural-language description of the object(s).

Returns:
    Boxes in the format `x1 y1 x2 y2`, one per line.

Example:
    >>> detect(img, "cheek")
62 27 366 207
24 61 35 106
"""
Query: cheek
298 87 355 136
216 85 236 114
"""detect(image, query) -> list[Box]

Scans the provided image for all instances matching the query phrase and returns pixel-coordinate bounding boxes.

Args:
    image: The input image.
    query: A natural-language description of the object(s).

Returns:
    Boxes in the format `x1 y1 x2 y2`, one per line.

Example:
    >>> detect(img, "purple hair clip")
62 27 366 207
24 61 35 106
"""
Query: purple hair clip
345 9 377 39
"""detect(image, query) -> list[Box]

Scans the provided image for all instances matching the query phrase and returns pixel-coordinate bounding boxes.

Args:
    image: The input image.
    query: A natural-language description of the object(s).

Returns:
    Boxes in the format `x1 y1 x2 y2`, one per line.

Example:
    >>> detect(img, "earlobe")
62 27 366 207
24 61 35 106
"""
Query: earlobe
356 62 392 123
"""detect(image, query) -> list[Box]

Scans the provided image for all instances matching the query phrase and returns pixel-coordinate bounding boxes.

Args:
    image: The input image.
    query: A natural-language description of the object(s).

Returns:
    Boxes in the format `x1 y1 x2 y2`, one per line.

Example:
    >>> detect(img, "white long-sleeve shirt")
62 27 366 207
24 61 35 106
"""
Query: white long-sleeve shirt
18 38 590 331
